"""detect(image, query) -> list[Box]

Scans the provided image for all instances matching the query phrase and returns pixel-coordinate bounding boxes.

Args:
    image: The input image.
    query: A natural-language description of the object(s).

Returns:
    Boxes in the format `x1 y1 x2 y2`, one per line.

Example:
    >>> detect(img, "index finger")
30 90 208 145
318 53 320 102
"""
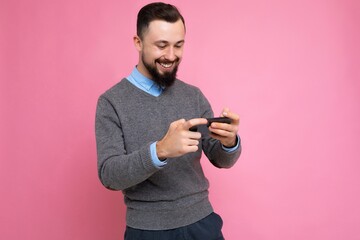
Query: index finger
183 118 208 130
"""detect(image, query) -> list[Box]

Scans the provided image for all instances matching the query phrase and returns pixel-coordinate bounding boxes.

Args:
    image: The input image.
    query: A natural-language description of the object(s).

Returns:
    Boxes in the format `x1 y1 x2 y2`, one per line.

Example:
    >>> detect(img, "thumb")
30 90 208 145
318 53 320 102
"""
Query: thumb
221 107 230 117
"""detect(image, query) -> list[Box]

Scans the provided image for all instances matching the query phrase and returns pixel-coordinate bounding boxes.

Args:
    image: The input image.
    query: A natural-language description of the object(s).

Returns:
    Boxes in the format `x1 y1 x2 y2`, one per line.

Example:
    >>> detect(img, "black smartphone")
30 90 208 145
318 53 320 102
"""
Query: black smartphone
189 117 232 132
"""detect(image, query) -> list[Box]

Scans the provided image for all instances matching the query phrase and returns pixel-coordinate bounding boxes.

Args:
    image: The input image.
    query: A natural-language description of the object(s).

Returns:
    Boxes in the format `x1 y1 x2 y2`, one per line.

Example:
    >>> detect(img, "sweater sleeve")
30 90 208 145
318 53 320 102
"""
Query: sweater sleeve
197 90 242 168
95 96 160 190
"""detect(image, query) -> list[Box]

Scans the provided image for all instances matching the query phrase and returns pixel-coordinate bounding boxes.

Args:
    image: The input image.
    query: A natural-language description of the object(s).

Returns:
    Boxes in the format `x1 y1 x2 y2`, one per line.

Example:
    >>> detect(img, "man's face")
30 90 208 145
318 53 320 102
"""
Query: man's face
135 19 185 87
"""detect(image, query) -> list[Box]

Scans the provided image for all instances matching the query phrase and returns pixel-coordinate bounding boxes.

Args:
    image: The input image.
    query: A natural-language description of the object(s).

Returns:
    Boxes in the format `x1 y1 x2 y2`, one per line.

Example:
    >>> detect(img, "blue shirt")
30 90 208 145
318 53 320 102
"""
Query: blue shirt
127 67 164 96
127 67 239 168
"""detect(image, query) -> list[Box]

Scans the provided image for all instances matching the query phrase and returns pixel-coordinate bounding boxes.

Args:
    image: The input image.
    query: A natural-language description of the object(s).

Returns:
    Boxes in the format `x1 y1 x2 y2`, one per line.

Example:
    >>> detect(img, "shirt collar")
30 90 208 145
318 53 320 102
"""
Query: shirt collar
130 67 163 92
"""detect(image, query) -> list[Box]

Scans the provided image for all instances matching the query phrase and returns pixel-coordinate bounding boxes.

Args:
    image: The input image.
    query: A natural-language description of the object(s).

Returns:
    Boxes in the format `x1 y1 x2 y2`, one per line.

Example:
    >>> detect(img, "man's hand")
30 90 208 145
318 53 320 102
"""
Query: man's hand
156 118 208 160
208 108 240 147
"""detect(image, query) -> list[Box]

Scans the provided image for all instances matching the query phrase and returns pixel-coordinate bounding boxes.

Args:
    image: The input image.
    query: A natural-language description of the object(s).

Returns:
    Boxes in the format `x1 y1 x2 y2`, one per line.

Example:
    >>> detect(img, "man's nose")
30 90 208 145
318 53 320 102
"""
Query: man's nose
164 47 176 61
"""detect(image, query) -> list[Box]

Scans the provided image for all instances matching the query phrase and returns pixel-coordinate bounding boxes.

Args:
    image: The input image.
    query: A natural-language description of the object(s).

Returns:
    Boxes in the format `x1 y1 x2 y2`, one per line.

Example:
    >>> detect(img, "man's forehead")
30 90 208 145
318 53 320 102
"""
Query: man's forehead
145 19 185 38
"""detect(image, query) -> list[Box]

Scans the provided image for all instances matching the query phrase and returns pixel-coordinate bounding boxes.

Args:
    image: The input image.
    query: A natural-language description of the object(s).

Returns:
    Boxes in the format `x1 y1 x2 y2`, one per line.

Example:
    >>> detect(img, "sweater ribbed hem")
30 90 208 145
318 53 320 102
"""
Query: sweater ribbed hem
126 197 213 230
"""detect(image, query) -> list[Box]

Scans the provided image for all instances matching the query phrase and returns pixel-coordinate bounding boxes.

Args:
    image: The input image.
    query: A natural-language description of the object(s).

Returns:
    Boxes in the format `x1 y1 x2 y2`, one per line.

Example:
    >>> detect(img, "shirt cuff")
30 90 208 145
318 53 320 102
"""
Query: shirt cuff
221 135 240 152
150 142 167 168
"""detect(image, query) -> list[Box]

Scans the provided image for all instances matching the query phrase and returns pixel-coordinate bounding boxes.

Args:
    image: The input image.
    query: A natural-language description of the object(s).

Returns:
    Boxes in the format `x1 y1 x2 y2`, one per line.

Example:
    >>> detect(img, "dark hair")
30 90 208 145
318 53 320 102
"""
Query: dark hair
137 2 185 39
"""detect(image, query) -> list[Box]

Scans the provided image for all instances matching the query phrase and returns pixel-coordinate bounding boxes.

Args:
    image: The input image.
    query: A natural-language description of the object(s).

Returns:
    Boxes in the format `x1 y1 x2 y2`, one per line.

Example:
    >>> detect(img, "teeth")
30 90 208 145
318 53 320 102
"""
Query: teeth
160 62 173 68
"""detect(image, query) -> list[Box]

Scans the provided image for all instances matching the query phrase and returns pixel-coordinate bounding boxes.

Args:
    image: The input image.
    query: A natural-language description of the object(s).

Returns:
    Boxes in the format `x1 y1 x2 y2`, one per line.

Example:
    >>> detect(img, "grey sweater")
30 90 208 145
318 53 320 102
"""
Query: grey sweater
95 78 241 230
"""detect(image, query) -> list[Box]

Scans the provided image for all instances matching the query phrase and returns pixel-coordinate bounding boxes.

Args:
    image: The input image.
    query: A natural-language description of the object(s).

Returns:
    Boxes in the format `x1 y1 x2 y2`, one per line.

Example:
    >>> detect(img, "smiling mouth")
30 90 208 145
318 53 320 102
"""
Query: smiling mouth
159 62 174 68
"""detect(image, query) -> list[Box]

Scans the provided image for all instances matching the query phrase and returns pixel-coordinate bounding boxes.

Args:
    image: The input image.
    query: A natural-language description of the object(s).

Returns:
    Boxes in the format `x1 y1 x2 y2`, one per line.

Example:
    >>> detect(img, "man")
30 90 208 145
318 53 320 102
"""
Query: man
95 2 241 239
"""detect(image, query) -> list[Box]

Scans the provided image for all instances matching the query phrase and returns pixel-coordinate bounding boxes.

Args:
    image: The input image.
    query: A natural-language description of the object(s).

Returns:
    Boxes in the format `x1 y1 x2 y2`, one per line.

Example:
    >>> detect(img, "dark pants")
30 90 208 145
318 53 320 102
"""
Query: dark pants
124 212 225 240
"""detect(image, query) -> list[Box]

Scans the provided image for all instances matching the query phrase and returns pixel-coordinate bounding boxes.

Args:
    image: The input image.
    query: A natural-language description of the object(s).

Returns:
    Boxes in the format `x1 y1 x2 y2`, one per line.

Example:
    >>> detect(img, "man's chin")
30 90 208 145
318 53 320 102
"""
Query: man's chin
155 75 176 88
149 67 177 87
143 60 178 87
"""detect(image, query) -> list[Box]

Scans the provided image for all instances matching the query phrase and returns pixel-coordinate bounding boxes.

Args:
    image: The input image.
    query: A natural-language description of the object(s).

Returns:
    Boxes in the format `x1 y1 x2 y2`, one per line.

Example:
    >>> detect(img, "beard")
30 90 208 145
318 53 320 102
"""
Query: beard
142 54 179 88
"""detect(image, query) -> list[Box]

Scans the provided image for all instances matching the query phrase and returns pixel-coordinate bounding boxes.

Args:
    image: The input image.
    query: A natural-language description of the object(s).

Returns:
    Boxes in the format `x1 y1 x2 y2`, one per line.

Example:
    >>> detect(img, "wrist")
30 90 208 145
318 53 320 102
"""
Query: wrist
156 141 167 161
222 137 237 148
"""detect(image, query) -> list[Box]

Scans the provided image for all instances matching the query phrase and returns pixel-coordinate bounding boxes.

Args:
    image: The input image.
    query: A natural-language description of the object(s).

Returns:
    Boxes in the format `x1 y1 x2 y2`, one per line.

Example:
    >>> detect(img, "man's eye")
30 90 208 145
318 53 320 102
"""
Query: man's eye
157 45 166 49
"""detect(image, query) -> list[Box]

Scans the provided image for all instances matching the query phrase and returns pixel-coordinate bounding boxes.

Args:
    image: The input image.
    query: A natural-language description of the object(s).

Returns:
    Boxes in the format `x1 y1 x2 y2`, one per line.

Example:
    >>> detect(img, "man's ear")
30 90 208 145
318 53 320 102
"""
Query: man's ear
133 35 142 51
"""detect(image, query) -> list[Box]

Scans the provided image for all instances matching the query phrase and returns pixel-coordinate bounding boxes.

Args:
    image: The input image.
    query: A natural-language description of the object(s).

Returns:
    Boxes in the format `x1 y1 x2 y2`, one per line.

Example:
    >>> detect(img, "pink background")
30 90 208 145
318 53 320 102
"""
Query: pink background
1 0 360 239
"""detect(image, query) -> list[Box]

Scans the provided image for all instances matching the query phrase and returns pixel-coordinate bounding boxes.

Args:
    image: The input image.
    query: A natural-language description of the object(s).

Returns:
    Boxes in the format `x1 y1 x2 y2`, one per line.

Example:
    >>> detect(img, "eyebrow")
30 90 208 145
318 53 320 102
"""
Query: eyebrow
154 40 185 45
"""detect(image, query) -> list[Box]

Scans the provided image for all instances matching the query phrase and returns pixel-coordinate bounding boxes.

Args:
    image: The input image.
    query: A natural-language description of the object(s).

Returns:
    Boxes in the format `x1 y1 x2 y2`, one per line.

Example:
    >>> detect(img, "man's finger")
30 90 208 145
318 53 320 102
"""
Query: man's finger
183 118 208 130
